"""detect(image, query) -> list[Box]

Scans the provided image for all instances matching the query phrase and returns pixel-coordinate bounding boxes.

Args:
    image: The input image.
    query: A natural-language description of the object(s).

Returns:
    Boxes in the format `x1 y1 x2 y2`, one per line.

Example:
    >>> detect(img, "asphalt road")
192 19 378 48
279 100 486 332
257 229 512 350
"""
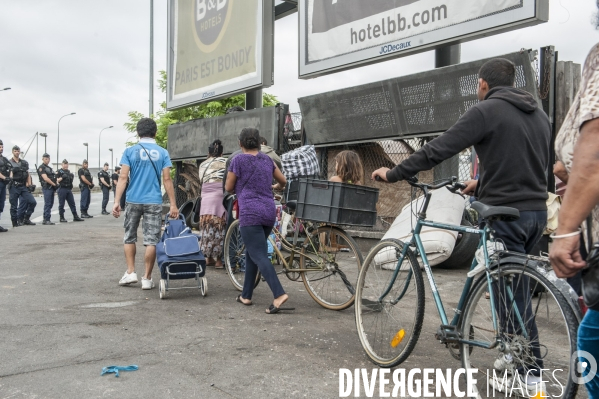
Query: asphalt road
0 193 589 398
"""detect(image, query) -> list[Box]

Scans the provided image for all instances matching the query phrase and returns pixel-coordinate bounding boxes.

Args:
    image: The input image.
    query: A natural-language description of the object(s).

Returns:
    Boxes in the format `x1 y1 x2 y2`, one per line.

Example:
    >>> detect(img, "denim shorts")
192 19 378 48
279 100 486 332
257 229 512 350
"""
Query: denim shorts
123 203 162 246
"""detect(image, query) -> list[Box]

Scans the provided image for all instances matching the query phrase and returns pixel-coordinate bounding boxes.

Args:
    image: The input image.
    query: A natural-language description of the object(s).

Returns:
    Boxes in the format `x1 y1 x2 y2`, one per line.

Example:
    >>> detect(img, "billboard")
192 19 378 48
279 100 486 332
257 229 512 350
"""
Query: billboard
299 0 548 78
167 0 274 110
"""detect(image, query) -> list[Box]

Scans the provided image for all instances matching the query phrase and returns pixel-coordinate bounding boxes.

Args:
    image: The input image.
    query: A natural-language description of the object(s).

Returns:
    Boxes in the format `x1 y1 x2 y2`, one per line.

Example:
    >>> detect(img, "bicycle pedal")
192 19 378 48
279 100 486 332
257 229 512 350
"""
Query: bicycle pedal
435 325 460 343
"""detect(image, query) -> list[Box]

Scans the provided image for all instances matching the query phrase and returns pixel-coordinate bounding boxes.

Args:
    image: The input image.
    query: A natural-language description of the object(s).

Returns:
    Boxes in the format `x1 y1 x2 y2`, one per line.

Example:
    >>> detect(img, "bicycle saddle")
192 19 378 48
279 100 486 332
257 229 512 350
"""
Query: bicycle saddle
286 200 297 211
471 201 520 222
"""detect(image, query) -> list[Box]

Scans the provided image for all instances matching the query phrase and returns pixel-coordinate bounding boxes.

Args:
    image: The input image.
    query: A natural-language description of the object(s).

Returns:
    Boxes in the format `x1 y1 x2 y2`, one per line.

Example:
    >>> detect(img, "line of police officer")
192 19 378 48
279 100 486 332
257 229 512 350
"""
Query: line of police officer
38 154 85 224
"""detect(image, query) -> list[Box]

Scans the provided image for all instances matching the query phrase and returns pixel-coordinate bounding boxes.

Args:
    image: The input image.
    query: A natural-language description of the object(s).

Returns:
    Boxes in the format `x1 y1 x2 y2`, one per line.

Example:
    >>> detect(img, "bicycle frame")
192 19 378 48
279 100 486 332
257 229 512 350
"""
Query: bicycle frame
380 202 529 350
269 219 339 273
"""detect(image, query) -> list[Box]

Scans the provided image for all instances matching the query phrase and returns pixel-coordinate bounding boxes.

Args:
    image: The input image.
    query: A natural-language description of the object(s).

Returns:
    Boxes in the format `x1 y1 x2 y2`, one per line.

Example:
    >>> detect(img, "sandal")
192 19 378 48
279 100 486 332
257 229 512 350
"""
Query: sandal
265 302 295 314
236 295 252 306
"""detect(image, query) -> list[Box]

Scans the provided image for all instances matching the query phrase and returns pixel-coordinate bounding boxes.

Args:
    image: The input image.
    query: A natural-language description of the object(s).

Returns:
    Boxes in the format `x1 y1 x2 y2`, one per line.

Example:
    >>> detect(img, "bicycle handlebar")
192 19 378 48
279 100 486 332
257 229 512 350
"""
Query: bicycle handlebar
375 175 466 194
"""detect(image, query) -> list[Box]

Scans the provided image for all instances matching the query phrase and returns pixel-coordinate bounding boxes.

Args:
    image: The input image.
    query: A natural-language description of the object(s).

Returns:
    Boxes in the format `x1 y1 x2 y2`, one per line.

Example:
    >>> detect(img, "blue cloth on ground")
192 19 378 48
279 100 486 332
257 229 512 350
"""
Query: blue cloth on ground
101 365 139 377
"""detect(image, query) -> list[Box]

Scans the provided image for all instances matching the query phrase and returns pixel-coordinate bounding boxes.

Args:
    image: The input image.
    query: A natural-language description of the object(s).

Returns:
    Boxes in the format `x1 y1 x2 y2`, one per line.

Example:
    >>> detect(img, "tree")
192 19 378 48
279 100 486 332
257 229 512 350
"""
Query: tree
124 71 278 149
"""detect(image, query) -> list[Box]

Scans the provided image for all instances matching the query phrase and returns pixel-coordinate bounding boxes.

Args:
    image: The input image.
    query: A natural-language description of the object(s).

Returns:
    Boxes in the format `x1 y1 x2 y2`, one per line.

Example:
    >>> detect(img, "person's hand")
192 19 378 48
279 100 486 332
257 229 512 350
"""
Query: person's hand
461 180 478 196
112 203 122 218
371 168 390 182
169 205 179 219
549 234 586 278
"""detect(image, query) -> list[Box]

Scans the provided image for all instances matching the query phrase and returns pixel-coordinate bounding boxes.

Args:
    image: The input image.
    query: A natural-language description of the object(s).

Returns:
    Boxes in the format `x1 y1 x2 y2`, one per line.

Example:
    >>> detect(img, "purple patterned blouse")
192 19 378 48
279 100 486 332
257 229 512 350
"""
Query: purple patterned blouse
229 152 276 227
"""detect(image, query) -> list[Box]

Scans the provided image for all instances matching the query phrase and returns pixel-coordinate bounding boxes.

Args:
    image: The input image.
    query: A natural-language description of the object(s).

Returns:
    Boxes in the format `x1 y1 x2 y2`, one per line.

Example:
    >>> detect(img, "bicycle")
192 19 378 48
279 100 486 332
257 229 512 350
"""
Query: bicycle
354 176 579 398
224 201 364 310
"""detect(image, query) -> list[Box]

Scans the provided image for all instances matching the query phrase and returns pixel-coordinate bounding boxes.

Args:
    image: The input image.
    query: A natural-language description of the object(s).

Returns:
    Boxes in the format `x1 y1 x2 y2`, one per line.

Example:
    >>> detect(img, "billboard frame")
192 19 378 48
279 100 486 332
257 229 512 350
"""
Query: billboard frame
298 0 549 79
167 0 275 110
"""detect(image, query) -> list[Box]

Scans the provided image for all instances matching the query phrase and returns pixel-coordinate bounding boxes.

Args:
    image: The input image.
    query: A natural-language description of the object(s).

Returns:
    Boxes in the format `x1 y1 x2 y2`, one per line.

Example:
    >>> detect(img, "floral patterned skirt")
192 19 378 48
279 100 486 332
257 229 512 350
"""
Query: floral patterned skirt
199 215 226 259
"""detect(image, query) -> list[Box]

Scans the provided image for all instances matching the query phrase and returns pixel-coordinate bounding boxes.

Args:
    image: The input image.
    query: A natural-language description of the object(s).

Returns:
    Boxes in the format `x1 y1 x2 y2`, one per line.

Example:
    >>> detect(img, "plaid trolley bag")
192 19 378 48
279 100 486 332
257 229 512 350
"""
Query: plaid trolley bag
156 215 207 299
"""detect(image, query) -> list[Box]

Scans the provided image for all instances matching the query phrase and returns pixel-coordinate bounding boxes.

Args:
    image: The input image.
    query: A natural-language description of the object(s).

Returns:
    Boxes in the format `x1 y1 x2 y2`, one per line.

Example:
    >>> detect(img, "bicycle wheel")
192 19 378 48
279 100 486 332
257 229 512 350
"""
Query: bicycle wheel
460 263 579 398
354 238 425 367
223 219 260 291
300 226 363 310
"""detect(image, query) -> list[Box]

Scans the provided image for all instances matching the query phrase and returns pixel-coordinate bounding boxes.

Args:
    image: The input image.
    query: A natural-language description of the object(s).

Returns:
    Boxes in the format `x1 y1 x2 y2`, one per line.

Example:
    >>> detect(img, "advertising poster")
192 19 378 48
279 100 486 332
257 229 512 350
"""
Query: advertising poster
300 0 548 78
167 0 273 109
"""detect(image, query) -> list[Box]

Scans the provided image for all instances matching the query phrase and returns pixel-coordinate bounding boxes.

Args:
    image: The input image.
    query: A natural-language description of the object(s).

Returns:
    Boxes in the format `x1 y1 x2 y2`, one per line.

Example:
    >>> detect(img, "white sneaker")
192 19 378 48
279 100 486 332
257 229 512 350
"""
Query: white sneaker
141 277 155 290
490 372 547 398
119 271 138 286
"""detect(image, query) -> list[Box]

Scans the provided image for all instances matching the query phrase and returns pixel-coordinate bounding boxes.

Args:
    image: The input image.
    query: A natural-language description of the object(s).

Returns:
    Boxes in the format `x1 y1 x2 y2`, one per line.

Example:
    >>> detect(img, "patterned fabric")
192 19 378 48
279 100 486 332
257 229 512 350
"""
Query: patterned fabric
199 157 227 184
555 43 599 244
199 215 225 259
281 145 320 180
123 203 162 246
229 152 276 227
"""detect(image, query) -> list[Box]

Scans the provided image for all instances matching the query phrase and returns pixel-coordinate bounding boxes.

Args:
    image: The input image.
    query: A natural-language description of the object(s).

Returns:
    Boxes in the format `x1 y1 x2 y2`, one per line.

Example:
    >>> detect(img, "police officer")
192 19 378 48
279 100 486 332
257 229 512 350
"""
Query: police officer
98 162 111 215
78 159 94 218
37 153 58 225
0 139 12 232
56 159 84 223
111 165 120 200
9 145 36 226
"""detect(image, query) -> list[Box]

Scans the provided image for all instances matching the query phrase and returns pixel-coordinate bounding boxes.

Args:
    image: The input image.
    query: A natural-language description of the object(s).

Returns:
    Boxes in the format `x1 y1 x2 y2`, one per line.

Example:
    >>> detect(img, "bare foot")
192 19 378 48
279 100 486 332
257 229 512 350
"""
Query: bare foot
273 293 289 309
215 260 223 269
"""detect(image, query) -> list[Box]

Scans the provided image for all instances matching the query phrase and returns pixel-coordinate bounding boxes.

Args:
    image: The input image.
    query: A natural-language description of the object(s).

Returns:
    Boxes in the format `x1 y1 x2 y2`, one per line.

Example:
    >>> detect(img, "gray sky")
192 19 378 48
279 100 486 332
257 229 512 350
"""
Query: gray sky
0 0 597 168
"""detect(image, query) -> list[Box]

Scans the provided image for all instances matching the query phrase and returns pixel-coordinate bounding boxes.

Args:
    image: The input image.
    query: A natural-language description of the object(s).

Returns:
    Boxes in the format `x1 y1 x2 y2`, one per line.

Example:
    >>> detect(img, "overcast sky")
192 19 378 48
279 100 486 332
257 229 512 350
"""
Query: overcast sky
0 0 598 169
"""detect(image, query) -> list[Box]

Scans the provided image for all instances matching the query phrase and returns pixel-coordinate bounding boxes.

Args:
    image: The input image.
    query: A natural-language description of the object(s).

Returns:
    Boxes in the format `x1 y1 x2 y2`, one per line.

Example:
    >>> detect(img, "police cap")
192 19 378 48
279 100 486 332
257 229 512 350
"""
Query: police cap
82 159 88 164
62 159 69 164
42 153 50 158
12 145 20 151
115 166 121 170
104 162 109 166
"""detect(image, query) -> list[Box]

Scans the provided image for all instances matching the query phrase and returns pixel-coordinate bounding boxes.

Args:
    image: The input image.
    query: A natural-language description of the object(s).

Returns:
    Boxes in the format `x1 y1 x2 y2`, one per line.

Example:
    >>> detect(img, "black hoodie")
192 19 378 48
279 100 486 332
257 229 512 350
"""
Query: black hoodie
386 87 550 211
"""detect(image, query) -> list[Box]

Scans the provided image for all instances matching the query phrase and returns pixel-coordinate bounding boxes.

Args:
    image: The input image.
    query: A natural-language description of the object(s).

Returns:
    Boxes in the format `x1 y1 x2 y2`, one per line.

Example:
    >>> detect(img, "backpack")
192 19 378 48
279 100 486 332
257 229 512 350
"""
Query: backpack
281 145 320 181
156 215 205 280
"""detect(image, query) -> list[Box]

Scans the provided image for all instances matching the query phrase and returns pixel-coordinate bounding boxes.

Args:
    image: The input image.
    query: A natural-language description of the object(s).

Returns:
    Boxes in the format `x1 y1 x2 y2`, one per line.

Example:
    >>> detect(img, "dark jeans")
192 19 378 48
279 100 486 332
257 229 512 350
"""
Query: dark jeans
578 309 599 397
0 181 6 215
42 188 55 220
58 188 77 216
484 210 547 375
9 185 36 220
101 185 110 211
240 224 285 301
80 187 90 212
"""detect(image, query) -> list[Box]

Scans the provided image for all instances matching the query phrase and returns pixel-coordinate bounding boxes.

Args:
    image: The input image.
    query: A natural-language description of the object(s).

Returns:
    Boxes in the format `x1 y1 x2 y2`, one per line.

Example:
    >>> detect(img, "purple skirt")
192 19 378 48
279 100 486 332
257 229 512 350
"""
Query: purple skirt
200 182 226 218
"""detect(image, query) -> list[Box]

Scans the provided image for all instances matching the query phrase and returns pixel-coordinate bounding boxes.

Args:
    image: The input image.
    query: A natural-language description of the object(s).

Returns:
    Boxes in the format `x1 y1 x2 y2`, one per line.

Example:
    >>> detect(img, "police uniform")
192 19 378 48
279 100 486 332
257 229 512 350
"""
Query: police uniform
78 161 93 218
9 146 37 226
56 160 84 222
0 139 12 232
37 154 57 225
98 164 111 215
111 167 120 200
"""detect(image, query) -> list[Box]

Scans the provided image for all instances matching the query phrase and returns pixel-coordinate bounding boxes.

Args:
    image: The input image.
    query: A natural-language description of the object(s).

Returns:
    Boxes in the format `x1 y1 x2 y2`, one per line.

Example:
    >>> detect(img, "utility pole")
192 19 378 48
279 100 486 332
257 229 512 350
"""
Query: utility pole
149 0 154 118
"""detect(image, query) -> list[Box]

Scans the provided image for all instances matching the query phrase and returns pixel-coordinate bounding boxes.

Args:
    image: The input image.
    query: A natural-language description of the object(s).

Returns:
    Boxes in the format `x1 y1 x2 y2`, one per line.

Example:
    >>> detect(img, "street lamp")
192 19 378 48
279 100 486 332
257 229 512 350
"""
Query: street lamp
57 112 76 163
108 148 114 171
1 87 10 92
99 126 113 169
83 142 88 162
36 132 48 163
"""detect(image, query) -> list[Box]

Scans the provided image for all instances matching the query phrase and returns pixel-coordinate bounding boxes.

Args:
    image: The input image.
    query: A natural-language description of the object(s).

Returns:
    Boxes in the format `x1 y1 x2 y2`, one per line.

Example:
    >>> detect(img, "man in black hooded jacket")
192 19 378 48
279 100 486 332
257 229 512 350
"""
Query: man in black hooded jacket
373 58 550 391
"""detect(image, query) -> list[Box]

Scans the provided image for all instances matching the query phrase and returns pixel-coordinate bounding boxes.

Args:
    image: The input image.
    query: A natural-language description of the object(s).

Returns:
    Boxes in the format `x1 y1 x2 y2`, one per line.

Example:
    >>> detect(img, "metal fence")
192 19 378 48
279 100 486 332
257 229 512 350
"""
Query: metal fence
170 111 473 233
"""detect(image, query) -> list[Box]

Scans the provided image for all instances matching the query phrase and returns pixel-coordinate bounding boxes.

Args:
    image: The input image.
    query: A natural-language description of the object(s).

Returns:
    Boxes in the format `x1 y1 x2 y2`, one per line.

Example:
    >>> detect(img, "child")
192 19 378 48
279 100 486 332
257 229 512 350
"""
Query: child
324 150 364 252
330 150 364 185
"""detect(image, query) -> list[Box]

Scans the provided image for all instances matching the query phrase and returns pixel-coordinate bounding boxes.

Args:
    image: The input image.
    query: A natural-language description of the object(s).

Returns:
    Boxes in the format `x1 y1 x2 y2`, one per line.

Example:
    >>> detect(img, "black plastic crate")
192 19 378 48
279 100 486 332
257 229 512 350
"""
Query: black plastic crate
295 178 379 226
285 179 300 202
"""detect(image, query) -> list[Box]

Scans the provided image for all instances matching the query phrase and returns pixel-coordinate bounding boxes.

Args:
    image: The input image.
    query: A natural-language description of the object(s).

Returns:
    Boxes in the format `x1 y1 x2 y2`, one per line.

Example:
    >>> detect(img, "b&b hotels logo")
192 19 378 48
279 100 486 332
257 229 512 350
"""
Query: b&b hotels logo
193 0 233 52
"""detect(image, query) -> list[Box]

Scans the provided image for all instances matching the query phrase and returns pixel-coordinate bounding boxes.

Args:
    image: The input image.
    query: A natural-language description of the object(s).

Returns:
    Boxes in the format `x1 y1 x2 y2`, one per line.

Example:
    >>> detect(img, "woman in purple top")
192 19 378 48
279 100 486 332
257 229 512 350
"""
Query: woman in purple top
225 128 291 314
